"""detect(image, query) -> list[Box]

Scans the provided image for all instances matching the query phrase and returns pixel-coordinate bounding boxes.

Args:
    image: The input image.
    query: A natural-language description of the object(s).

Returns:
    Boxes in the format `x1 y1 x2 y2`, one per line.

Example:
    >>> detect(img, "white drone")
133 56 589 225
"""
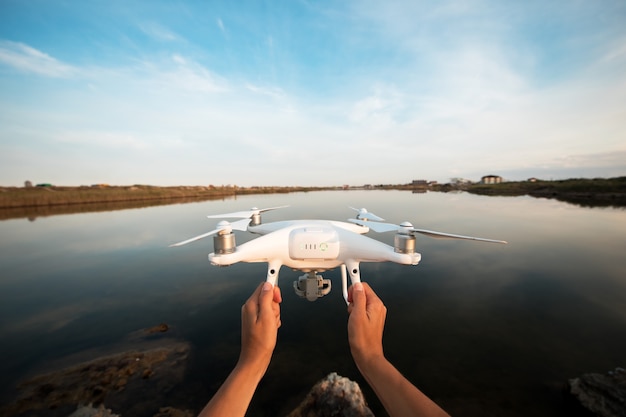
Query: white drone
170 206 507 303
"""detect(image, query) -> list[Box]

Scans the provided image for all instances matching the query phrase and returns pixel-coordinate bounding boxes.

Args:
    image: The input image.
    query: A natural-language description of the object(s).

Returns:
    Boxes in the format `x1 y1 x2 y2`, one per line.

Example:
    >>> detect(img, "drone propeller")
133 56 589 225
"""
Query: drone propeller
350 219 507 244
169 218 251 247
206 205 289 219
349 207 385 222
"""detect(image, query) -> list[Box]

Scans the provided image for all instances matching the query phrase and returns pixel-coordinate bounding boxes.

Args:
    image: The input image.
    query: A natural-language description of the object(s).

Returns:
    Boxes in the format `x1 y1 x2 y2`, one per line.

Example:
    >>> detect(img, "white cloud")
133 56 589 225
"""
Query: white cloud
601 38 626 63
349 95 399 134
162 55 229 93
0 40 76 77
110 54 229 96
245 83 286 99
217 18 226 34
55 130 151 151
171 54 186 65
138 22 181 42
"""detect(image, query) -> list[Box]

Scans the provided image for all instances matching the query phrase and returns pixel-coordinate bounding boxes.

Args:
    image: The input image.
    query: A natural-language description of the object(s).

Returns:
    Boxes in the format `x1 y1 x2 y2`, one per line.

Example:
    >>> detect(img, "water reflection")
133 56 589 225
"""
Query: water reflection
1 191 625 416
0 195 239 221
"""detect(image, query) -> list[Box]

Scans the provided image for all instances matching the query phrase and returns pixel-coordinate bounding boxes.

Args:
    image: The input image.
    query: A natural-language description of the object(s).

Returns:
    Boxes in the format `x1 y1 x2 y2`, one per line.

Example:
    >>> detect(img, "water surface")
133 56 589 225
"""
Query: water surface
1 190 625 416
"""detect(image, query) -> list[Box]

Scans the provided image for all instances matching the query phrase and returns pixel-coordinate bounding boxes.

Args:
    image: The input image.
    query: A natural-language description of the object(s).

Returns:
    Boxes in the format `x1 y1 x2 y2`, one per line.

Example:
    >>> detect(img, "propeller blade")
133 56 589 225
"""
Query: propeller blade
229 218 252 231
349 219 507 244
169 229 221 247
348 219 400 232
408 228 507 244
206 205 289 219
349 207 385 221
169 219 250 247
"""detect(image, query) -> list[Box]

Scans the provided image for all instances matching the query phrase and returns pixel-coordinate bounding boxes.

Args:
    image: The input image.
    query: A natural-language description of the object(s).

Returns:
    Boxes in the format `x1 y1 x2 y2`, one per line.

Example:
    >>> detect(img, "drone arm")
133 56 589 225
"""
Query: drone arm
210 230 289 267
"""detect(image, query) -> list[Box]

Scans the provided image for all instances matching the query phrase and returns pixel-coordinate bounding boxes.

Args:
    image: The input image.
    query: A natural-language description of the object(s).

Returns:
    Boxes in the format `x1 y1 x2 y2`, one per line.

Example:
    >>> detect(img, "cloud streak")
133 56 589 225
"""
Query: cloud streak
0 41 76 78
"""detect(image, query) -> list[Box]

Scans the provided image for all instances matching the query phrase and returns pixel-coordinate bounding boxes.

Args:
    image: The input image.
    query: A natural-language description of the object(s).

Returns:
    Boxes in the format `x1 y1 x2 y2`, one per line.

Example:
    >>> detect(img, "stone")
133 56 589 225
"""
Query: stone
152 406 194 417
568 367 626 417
287 372 375 417
67 404 120 417
0 341 189 417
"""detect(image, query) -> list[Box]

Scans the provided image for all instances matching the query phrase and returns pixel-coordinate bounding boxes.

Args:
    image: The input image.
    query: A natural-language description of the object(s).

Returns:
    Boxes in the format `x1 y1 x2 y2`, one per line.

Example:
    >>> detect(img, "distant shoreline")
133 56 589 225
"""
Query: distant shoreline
463 177 626 208
0 185 333 209
1 178 625 220
0 185 335 220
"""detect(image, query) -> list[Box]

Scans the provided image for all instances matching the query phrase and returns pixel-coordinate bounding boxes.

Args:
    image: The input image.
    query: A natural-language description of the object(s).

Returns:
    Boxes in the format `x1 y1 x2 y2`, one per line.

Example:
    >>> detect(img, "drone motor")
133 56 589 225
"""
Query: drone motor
250 212 262 226
394 233 416 254
213 231 236 254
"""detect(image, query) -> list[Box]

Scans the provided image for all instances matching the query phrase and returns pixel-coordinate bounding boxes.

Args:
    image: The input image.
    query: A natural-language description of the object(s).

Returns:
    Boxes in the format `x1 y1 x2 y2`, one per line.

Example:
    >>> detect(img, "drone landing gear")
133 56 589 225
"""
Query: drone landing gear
293 272 331 301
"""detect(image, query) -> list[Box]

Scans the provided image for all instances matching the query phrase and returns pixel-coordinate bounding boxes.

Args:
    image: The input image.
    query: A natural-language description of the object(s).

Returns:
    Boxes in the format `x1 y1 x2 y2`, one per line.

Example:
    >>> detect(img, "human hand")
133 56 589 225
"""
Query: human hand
347 283 451 417
347 282 387 367
239 282 282 371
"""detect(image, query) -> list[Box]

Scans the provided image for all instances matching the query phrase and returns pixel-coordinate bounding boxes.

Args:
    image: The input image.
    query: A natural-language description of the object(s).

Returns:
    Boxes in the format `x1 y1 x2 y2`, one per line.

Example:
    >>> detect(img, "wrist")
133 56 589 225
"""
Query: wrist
352 350 386 374
236 352 272 379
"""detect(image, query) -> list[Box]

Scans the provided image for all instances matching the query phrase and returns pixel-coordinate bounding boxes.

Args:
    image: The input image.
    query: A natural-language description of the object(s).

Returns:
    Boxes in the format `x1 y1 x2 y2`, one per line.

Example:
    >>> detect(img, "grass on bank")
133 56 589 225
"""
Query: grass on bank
0 185 330 209
466 177 626 196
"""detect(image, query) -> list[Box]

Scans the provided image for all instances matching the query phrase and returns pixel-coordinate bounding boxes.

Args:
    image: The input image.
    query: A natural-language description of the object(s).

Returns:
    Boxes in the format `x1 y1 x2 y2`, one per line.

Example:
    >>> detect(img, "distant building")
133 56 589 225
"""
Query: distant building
481 175 503 184
412 180 428 189
527 177 539 182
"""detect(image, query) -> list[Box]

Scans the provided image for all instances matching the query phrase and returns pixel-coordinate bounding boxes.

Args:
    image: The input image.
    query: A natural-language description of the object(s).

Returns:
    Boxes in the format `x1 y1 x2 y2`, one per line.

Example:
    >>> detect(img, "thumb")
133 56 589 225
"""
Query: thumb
349 282 366 311
257 282 275 315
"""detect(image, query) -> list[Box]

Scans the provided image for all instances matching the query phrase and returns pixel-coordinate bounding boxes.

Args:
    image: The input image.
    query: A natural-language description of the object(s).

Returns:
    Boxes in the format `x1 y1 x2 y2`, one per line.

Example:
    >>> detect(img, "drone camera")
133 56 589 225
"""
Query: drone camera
213 232 236 254
293 271 332 301
394 233 416 254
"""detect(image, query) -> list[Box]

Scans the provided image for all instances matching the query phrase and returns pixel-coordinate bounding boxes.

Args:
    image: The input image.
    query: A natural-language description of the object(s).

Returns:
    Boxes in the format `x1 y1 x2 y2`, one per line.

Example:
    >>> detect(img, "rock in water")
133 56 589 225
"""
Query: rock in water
287 372 374 417
67 404 120 417
568 367 626 417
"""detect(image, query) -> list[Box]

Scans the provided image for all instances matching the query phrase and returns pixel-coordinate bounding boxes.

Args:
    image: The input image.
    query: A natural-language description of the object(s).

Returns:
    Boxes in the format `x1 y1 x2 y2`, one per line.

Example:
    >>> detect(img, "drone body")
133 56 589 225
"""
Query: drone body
171 206 506 303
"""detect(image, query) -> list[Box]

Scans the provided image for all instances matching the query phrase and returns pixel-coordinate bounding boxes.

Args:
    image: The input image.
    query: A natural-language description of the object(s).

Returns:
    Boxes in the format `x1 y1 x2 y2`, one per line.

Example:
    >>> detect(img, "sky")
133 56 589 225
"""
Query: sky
0 0 625 187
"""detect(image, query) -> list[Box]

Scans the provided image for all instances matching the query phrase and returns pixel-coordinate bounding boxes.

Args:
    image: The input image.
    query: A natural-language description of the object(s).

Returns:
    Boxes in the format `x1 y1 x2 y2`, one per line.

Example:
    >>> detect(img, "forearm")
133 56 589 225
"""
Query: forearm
198 358 268 417
356 355 450 417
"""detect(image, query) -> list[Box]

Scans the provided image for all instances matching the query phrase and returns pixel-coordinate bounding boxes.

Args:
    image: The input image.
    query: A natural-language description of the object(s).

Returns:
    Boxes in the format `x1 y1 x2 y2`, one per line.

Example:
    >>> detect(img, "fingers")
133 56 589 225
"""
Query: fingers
258 282 282 308
361 283 383 307
242 282 264 317
239 283 281 368
363 283 386 317
273 285 282 304
258 281 274 307
347 282 365 314
257 282 281 327
272 286 282 328
348 282 387 317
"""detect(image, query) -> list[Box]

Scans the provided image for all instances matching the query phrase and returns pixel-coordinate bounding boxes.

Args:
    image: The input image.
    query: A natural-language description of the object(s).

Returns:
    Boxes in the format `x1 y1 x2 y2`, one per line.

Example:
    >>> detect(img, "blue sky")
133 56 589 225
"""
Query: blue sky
1 0 625 186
